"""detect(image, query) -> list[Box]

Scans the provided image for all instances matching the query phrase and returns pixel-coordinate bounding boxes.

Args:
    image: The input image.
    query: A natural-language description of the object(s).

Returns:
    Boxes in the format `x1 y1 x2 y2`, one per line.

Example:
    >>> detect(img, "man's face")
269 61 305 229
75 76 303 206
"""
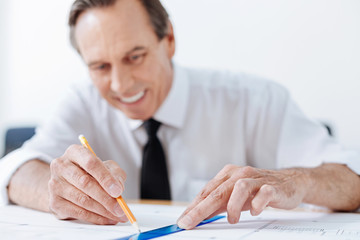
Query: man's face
75 0 175 120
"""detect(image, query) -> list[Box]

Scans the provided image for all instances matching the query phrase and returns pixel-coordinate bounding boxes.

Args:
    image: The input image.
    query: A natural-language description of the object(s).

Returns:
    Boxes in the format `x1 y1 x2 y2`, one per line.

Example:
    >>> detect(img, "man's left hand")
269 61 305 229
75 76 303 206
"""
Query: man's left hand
177 164 309 229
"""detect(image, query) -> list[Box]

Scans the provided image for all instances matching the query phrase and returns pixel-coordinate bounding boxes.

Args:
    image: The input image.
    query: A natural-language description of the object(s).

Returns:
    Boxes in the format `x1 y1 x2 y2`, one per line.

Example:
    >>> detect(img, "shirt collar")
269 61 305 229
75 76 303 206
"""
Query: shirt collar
127 64 189 130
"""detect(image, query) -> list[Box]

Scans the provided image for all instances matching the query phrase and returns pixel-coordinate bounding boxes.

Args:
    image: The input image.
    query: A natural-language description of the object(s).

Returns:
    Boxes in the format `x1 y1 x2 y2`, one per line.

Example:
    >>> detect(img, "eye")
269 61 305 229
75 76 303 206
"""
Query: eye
90 63 110 72
130 55 141 61
97 64 107 70
125 53 146 65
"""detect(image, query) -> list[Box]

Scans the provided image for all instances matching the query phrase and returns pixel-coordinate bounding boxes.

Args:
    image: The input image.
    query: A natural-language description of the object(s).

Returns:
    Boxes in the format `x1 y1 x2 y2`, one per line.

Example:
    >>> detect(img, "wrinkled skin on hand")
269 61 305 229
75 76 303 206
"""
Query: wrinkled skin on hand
48 144 128 225
177 164 309 229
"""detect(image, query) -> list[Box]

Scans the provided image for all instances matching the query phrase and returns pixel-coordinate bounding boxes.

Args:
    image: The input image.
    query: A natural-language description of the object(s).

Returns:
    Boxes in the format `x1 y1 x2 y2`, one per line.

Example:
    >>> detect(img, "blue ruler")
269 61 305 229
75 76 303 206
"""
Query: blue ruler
115 215 225 240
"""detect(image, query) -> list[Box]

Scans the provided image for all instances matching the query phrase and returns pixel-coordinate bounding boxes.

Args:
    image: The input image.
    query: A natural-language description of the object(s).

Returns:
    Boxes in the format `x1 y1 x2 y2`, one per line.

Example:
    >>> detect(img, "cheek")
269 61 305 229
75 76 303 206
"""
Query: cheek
90 75 110 96
132 62 159 85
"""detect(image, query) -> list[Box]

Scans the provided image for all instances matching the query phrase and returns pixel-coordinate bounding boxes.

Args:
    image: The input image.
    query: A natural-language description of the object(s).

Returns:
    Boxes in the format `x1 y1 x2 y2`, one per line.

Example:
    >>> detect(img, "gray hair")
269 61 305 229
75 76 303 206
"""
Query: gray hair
68 0 169 52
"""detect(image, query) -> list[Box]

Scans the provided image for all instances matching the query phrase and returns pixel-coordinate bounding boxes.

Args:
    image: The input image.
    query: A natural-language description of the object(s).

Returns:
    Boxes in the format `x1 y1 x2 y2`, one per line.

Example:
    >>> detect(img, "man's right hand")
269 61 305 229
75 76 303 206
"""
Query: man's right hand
48 144 128 225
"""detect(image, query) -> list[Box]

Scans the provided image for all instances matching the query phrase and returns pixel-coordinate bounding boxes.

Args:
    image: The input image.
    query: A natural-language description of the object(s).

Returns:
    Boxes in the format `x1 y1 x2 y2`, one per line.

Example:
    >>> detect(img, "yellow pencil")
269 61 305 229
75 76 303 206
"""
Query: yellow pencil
78 134 141 233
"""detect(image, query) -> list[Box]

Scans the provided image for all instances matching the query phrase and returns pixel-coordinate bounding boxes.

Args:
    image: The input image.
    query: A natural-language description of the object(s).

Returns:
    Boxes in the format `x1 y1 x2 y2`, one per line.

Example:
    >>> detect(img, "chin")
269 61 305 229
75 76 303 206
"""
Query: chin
123 110 153 121
109 98 155 120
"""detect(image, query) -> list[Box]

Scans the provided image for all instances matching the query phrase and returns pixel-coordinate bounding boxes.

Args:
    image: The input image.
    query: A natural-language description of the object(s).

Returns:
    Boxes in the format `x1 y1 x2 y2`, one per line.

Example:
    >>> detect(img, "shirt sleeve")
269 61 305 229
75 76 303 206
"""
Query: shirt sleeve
0 82 98 206
247 80 360 175
277 98 360 174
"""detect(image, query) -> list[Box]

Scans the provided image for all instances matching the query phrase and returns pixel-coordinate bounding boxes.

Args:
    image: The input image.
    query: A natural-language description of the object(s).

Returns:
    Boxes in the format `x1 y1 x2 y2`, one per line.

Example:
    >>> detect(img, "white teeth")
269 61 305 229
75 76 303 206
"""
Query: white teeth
120 91 145 103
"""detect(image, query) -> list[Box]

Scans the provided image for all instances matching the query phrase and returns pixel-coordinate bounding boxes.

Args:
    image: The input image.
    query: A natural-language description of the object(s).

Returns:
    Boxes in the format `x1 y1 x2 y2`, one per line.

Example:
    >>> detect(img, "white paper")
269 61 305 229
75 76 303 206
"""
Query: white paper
1 204 360 239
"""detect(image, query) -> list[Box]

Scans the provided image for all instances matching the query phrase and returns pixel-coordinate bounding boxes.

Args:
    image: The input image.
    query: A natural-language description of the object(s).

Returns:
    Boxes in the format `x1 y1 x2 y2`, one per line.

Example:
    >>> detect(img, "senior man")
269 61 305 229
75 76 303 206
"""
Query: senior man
1 0 360 230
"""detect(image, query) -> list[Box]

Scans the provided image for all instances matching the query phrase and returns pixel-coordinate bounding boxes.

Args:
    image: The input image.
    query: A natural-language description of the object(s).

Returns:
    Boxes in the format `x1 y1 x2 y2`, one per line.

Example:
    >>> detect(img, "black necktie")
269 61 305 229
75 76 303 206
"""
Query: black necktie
140 119 171 200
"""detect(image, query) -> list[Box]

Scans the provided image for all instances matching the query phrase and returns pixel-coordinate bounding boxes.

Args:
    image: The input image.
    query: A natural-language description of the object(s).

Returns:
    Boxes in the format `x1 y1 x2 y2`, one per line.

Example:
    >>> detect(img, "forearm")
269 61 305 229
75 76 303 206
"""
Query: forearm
8 159 50 212
302 163 360 211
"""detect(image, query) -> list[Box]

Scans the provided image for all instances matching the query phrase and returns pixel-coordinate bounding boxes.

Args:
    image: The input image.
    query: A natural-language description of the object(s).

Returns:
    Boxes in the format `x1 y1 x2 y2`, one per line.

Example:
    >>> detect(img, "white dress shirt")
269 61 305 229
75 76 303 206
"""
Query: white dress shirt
1 64 359 206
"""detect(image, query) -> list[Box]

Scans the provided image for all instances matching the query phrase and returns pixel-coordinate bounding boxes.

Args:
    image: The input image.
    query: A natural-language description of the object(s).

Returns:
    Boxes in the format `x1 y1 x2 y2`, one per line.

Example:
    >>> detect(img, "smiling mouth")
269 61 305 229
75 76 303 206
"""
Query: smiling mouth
120 91 145 103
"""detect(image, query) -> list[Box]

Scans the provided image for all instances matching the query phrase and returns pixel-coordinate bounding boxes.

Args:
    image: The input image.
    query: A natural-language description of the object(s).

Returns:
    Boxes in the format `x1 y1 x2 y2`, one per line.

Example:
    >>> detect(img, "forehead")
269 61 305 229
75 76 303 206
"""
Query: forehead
74 0 158 61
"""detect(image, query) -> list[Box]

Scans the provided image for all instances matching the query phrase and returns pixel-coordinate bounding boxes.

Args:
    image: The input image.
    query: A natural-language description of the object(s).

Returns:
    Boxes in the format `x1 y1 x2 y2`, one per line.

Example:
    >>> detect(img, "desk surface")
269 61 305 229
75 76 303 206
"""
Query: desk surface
1 203 360 240
128 199 189 206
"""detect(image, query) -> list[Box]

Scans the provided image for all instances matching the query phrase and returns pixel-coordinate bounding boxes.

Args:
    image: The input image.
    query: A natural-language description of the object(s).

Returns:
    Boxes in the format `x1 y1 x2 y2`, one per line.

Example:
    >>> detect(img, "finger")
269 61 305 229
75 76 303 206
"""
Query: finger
65 145 123 198
205 198 254 221
57 159 125 218
103 160 127 188
204 207 227 221
50 177 127 223
178 178 222 221
50 195 118 225
250 184 276 216
203 192 254 220
227 179 259 224
178 167 232 221
177 180 233 230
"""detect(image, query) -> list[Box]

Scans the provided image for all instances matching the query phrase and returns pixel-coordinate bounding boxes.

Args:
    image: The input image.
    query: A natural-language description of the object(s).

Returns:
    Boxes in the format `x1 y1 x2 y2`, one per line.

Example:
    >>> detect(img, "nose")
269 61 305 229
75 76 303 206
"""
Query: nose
110 66 134 94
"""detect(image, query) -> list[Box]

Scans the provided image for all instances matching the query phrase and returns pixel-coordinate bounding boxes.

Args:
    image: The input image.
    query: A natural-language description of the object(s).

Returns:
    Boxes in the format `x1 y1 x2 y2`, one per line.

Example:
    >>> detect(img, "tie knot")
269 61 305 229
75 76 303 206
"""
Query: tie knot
144 118 161 137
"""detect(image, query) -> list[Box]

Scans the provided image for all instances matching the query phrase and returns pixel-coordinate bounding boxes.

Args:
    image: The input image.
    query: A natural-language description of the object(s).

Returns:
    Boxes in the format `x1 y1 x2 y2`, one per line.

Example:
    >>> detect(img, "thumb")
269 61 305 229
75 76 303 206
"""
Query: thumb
103 160 127 194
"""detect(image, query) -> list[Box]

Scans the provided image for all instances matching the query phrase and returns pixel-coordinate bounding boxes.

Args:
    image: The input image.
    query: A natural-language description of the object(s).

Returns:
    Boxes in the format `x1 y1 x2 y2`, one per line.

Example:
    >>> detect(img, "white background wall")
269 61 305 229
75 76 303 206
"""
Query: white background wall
0 0 360 155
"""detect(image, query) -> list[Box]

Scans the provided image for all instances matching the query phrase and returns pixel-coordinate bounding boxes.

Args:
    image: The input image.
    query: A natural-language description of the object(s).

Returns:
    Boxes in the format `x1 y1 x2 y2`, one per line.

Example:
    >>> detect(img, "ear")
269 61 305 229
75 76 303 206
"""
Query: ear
165 20 176 58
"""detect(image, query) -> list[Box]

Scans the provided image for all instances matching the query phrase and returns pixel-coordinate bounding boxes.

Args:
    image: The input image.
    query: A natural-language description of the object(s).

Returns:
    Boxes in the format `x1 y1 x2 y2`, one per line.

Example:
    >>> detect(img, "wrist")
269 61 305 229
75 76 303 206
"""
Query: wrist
298 167 315 203
8 159 50 212
280 167 313 203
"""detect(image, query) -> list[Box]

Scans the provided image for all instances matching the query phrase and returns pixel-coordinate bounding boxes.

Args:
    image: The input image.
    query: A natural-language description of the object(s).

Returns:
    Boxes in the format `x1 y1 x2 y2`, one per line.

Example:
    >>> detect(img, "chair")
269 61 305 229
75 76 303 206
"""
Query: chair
3 127 36 157
321 122 334 137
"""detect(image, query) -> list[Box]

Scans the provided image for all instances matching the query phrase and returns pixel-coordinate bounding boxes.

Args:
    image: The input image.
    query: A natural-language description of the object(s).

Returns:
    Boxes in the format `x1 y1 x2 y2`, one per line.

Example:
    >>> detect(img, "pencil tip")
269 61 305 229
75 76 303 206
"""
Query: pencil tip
132 222 141 233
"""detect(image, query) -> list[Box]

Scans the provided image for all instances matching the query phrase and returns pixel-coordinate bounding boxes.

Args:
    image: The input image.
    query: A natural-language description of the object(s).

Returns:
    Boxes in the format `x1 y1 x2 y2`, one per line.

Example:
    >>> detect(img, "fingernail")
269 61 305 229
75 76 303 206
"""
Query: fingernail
230 216 239 224
114 203 125 217
109 183 122 197
119 214 128 222
177 215 193 229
